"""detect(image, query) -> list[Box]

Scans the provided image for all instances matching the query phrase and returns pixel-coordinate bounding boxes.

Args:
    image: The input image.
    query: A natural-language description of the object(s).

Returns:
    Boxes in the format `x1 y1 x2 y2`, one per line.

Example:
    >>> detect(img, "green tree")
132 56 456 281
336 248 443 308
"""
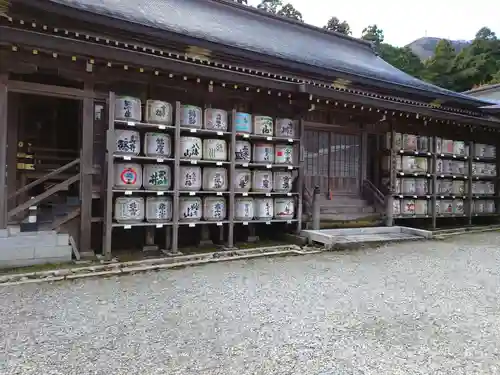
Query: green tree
379 44 425 78
424 39 458 89
233 0 247 3
361 24 384 46
323 17 351 35
257 0 282 14
257 0 303 21
277 3 303 21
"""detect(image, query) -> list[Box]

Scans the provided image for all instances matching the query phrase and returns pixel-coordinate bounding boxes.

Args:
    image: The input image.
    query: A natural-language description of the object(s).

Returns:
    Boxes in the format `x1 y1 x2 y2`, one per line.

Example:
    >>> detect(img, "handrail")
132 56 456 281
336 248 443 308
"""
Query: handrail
8 158 80 201
8 174 80 219
362 179 385 207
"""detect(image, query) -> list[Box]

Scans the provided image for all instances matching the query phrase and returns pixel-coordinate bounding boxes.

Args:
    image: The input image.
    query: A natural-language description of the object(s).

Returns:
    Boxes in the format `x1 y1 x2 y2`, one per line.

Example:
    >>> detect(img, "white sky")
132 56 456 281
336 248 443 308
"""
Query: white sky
247 0 500 46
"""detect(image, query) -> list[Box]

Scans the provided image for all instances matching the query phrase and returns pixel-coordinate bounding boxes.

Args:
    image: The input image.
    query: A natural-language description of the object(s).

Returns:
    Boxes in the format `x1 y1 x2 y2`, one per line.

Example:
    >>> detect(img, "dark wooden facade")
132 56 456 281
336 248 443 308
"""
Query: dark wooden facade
1 0 500 258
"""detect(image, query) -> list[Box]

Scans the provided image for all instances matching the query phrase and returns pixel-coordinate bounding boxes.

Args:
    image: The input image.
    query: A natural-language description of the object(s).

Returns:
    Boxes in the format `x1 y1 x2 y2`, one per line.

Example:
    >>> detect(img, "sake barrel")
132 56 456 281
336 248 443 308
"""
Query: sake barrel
253 144 274 163
252 170 273 192
401 156 416 172
474 200 485 213
486 182 495 195
273 171 293 193
115 96 141 122
414 200 428 215
180 136 202 159
145 196 173 223
114 163 142 190
144 132 172 158
180 104 202 128
442 139 454 154
275 144 294 165
235 197 254 220
202 167 227 191
382 156 403 171
179 197 202 221
402 178 416 194
253 115 273 136
402 134 417 151
143 164 171 190
452 181 465 196
453 199 465 215
417 136 429 152
474 143 487 158
453 141 465 156
274 198 294 220
487 145 497 158
452 161 466 175
203 139 227 161
385 132 402 149
235 141 251 162
145 100 172 125
392 199 401 215
402 199 416 215
179 166 202 191
438 180 452 195
440 200 453 215
395 178 402 194
436 159 443 174
485 200 496 213
115 129 140 155
414 157 428 173
442 160 453 174
435 137 442 154
255 198 274 220
414 179 428 195
203 196 227 221
434 200 442 215
275 119 295 138
235 112 252 133
234 169 251 192
114 196 144 223
204 108 228 131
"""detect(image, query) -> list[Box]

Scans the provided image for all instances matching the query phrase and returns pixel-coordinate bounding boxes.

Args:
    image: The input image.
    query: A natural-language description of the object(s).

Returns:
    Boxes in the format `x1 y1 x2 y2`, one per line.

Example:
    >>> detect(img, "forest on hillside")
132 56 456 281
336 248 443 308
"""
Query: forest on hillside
234 0 500 92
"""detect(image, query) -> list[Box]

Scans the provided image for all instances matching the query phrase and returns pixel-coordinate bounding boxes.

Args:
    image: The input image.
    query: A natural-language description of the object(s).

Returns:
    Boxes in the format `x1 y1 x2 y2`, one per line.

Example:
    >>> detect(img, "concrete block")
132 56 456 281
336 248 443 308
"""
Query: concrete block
0 229 8 238
34 245 72 261
7 225 20 236
0 246 35 261
56 234 70 246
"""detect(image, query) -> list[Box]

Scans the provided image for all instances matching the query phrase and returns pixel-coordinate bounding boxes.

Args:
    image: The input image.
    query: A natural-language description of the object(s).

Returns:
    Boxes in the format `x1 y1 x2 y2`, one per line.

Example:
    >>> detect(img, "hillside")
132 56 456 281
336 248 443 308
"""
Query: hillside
406 37 470 60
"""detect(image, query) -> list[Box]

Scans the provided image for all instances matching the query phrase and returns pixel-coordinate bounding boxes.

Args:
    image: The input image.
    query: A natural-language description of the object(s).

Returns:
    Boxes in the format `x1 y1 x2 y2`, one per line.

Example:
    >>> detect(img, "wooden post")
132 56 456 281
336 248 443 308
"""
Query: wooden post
102 92 115 260
431 136 438 229
0 75 8 229
80 82 94 254
296 119 305 235
312 185 320 230
385 124 395 227
7 93 18 212
171 101 181 253
467 140 474 224
227 109 237 248
360 126 368 186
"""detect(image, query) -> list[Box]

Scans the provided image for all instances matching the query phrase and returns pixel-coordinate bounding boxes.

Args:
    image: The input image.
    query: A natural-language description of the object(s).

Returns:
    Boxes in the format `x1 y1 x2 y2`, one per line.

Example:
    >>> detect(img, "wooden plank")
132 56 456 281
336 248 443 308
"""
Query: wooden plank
7 79 103 100
6 92 18 212
102 92 115 260
80 81 94 254
0 75 7 229
0 27 298 93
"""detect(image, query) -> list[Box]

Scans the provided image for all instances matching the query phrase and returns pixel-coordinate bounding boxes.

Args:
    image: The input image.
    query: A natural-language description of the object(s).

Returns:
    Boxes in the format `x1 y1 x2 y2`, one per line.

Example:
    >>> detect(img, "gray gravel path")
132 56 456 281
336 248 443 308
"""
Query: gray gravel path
2 233 500 374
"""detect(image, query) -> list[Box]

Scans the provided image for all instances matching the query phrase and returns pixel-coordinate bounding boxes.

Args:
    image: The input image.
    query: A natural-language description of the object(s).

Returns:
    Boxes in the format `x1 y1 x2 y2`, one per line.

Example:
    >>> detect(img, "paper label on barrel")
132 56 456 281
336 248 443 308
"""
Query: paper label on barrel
116 131 139 154
235 113 251 132
120 168 138 184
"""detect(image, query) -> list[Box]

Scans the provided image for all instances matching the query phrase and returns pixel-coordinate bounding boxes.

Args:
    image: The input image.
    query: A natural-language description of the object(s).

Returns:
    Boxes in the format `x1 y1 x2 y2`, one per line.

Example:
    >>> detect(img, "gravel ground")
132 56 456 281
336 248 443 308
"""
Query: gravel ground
2 233 500 375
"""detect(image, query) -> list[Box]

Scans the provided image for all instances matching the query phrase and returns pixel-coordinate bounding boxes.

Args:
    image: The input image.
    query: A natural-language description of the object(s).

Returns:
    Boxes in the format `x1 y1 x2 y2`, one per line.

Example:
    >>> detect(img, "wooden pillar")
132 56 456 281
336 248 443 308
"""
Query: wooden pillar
0 75 8 229
430 136 438 229
80 82 94 254
385 124 395 227
296 119 305 235
6 92 18 211
360 125 368 186
103 92 115 260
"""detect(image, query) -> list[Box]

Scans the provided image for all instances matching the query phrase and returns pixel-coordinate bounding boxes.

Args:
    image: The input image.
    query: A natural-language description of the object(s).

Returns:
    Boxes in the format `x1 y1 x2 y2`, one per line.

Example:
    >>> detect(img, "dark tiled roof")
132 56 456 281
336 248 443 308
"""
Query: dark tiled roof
44 0 489 106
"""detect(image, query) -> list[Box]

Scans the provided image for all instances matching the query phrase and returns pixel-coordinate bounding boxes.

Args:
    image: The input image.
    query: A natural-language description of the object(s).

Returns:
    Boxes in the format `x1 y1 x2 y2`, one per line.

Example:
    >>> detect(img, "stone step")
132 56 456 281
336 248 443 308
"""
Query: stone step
321 205 375 214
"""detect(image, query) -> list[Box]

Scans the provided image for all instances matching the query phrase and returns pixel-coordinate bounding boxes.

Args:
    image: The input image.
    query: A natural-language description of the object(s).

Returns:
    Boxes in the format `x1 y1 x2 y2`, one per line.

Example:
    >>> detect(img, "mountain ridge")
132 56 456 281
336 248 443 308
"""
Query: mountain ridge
406 37 470 60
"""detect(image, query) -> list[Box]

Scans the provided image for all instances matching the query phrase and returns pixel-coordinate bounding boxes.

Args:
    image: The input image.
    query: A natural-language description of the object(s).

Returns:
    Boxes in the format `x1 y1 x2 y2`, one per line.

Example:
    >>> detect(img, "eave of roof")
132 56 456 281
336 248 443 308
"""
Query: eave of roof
17 0 491 108
481 104 500 114
464 83 500 95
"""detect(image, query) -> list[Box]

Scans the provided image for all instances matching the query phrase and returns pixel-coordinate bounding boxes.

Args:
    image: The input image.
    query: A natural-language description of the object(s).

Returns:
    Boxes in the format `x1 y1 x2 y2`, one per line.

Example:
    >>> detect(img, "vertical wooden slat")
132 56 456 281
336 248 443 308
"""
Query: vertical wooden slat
0 75 8 229
431 136 437 229
296 119 305 235
228 109 237 248
80 81 94 254
171 101 181 252
103 92 115 260
6 92 18 211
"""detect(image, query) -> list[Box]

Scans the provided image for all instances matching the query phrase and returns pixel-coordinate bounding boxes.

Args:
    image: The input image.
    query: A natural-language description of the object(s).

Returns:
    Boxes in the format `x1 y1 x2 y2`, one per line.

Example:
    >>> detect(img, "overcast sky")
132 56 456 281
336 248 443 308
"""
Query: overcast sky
247 0 499 47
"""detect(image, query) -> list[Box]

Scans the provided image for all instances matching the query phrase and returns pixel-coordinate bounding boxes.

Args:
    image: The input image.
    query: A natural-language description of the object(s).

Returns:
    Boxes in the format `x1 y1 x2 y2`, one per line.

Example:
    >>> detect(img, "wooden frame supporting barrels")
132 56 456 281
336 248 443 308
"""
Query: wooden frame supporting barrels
102 93 304 258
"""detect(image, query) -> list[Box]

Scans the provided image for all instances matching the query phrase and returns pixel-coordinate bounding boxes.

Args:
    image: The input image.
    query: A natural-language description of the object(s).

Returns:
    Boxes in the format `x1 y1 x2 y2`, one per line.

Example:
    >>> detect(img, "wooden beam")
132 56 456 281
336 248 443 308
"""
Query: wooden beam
80 81 94 254
7 79 104 100
0 27 299 93
300 84 500 128
0 75 7 229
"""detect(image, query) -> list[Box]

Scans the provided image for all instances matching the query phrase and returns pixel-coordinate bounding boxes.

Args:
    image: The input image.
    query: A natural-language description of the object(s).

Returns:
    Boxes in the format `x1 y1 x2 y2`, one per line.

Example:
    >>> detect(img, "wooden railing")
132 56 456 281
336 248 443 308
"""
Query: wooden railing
8 158 81 220
361 179 385 212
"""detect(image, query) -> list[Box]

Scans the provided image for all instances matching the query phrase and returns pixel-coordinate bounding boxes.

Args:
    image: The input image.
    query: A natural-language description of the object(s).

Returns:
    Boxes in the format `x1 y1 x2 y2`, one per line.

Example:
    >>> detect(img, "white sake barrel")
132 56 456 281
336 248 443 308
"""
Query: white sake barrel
255 198 274 220
392 199 401 215
235 197 254 221
275 144 294 165
382 156 402 171
252 170 273 192
453 200 465 215
414 157 428 173
485 200 496 213
203 196 227 221
115 96 142 122
144 132 172 158
435 137 442 154
414 179 428 195
452 161 466 175
442 139 454 154
453 141 465 156
180 136 202 159
180 104 202 128
273 171 292 192
115 129 140 155
385 132 402 149
143 164 171 190
234 169 251 192
253 115 273 136
145 100 172 125
486 182 495 195
179 166 202 191
440 200 453 215
274 197 294 220
275 119 295 138
179 197 202 221
402 199 416 215
114 196 145 223
203 139 227 161
401 156 416 172
417 136 429 152
442 160 453 174
204 108 228 131
414 200 428 215
451 181 465 196
234 112 252 133
474 143 487 158
402 178 416 194
202 167 227 191
253 143 274 163
145 196 173 223
402 134 417 151
114 163 142 190
235 141 251 162
474 200 485 213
